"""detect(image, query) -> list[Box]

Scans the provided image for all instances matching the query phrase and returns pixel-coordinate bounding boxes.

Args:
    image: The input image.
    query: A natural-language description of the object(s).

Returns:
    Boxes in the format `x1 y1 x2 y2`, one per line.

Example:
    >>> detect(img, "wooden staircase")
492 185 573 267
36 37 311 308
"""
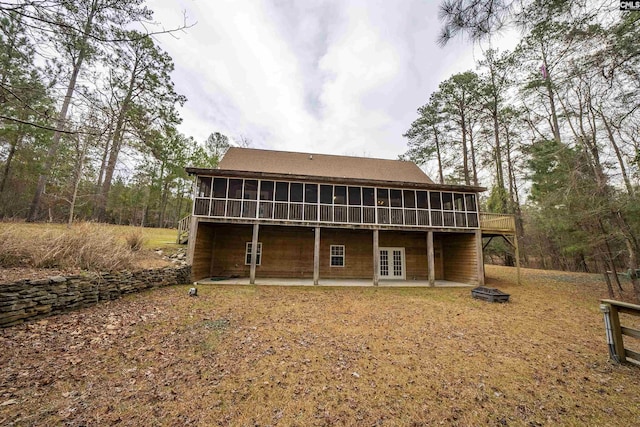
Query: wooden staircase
177 215 190 244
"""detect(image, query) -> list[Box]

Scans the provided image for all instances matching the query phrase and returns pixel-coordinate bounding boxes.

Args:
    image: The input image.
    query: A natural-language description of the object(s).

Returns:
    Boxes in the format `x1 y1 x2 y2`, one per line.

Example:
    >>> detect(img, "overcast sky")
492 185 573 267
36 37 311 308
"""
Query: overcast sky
148 0 517 160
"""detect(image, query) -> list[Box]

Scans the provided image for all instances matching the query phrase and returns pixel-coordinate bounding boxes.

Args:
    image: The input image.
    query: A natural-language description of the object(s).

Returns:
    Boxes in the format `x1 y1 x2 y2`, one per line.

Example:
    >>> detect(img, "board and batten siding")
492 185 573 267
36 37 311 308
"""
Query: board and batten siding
190 220 478 283
442 233 479 284
192 222 215 280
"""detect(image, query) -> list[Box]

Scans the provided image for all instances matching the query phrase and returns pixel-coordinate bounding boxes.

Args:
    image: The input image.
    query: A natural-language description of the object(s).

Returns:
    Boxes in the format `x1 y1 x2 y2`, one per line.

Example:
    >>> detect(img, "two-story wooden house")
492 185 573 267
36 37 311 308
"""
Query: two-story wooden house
185 147 491 286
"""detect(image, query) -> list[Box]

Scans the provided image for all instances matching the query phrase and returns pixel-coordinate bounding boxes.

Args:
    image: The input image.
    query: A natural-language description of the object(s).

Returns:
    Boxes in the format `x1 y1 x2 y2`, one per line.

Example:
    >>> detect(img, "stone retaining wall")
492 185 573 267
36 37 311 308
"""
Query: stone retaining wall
0 266 191 328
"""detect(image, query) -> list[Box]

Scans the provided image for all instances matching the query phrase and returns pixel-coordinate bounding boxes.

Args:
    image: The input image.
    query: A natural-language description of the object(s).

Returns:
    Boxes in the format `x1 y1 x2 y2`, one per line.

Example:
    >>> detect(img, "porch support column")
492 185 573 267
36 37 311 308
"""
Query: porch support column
250 223 259 285
475 229 485 286
427 231 435 287
514 232 521 285
186 215 198 265
313 227 320 285
373 229 379 286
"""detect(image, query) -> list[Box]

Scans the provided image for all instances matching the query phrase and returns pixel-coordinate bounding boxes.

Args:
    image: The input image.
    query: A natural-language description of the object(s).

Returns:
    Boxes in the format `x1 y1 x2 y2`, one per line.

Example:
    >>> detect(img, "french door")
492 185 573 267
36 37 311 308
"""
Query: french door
379 247 405 279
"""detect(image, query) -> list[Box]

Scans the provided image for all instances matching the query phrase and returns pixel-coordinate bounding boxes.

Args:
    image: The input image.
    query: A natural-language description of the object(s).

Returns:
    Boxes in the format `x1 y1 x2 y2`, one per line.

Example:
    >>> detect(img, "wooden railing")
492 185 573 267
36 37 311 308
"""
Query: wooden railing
177 215 190 244
600 299 640 366
479 213 516 233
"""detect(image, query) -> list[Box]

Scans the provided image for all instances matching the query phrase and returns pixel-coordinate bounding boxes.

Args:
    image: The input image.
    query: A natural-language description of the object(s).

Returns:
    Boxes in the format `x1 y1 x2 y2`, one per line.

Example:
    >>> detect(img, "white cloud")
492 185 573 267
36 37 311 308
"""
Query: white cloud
148 0 521 161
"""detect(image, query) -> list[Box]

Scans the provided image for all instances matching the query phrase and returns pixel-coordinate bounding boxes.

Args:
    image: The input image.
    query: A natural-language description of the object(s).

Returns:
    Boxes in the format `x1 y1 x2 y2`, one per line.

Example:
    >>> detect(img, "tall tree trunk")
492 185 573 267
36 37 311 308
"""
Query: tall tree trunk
68 135 90 228
94 57 139 222
599 110 634 196
27 1 98 222
541 49 561 143
432 125 444 184
459 104 470 185
0 133 22 195
468 121 479 186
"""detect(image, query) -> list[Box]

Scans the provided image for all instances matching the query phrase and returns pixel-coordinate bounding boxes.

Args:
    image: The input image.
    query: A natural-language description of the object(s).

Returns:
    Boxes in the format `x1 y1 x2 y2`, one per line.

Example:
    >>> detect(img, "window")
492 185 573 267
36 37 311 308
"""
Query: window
305 183 318 203
260 181 274 200
348 187 361 205
465 194 477 212
213 178 227 198
320 185 333 204
417 191 428 209
377 188 389 206
290 183 303 202
244 180 258 199
362 187 375 206
245 242 262 265
275 182 289 201
197 177 212 197
403 190 416 208
430 192 442 209
390 189 402 207
334 186 347 205
330 245 345 267
228 179 243 199
442 192 453 210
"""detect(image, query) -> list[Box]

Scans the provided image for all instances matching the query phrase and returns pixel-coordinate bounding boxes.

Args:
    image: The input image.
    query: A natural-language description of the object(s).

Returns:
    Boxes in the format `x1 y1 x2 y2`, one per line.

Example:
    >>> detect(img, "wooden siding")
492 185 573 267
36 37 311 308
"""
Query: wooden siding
192 221 476 283
442 233 479 284
320 229 373 278
210 225 315 278
192 222 215 280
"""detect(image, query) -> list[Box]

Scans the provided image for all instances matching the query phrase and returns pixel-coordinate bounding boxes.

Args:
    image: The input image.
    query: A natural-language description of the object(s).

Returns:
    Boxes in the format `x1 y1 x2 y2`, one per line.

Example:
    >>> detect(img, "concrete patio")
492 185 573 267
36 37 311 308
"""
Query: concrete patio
193 277 471 287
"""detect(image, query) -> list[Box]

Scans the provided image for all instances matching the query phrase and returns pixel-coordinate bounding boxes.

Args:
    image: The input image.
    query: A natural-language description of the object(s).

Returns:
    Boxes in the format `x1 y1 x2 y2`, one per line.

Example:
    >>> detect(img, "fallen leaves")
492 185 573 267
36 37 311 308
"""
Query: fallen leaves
0 266 639 426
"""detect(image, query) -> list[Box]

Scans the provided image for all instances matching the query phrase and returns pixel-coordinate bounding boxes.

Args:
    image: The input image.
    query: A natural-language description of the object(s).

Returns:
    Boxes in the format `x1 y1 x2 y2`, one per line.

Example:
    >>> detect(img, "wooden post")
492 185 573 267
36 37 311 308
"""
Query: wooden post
250 223 259 285
514 232 521 285
427 231 435 287
186 215 198 265
475 229 485 286
373 229 379 286
313 227 320 285
610 304 626 363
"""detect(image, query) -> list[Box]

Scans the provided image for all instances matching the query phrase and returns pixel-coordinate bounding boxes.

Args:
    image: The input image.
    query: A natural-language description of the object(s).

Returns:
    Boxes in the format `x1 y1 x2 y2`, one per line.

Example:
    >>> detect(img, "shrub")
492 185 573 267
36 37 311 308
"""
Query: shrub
125 229 146 252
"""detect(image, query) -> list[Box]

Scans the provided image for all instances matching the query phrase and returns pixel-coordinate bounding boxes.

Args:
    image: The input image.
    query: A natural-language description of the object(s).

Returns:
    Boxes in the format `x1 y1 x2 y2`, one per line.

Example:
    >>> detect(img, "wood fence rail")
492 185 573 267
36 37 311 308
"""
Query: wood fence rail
478 213 516 233
600 299 640 366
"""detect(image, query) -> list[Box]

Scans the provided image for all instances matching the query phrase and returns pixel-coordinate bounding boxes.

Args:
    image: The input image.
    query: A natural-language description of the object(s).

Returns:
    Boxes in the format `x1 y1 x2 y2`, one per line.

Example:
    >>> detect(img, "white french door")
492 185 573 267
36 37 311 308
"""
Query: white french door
379 247 405 279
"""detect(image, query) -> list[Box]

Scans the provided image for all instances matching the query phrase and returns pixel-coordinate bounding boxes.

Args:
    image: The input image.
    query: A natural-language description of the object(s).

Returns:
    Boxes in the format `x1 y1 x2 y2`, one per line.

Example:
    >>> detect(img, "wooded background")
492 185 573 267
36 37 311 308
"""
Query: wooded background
0 1 638 293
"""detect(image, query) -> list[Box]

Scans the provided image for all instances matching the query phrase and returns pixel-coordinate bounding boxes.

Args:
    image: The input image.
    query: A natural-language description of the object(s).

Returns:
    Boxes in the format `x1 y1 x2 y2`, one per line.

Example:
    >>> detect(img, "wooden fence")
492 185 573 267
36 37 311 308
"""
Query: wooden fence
600 299 640 366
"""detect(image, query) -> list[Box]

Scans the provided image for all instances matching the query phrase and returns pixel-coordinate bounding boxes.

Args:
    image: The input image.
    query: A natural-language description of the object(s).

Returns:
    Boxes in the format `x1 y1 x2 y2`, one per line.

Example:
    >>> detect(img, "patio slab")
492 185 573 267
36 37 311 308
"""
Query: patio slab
193 277 471 288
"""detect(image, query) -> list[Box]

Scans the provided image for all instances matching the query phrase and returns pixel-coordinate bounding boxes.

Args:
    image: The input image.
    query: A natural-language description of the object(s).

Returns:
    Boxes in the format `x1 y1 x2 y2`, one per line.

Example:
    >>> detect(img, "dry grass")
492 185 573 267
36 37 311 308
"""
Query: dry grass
0 223 135 271
1 265 639 426
0 222 182 277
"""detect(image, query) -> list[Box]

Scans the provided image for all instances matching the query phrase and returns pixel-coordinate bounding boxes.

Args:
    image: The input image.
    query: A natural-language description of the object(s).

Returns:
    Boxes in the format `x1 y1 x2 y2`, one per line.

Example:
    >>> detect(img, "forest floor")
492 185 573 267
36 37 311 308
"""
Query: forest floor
2 264 640 426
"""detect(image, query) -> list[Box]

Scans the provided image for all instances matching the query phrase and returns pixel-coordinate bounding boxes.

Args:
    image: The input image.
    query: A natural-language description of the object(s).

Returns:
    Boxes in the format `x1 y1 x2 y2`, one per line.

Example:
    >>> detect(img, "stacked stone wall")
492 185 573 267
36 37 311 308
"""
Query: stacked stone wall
0 266 191 327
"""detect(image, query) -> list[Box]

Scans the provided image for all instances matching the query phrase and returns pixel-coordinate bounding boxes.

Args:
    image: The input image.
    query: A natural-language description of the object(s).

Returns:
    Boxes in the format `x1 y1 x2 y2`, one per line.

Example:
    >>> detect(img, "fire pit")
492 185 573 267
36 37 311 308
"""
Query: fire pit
471 287 510 303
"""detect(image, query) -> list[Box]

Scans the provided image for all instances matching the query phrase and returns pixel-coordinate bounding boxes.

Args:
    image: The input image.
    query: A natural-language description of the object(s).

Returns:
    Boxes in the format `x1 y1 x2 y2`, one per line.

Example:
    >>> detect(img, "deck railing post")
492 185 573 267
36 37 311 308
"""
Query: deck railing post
600 302 626 363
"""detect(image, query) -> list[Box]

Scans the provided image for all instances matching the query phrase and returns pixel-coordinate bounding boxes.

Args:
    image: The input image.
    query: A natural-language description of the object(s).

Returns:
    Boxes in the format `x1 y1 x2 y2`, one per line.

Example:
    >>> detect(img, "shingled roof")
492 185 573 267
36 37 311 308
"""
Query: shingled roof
216 147 434 185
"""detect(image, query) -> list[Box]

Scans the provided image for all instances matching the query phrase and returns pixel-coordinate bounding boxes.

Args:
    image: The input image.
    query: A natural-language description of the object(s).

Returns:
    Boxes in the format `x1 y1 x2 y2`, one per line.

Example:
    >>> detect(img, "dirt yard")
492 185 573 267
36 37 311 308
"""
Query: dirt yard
1 265 639 426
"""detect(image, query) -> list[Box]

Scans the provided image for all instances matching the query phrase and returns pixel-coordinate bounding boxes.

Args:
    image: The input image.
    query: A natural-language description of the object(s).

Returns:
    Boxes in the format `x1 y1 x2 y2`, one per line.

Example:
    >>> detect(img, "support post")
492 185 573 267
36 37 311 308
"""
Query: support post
373 229 379 286
475 229 485 286
313 227 320 285
427 231 435 287
186 215 198 265
250 223 259 285
514 232 521 285
600 302 626 363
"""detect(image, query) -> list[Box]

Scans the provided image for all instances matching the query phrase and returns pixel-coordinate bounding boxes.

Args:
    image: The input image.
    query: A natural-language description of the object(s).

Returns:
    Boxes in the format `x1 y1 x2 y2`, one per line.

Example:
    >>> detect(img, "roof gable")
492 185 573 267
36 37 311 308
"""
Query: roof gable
217 148 434 185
